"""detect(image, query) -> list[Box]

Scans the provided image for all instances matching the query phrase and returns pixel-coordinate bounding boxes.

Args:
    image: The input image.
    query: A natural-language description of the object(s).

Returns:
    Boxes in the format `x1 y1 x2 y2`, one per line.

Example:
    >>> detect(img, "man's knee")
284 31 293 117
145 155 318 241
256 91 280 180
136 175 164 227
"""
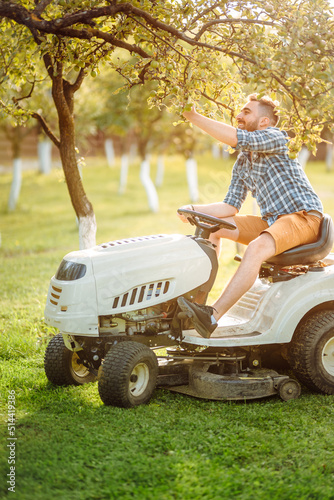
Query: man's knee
245 233 276 262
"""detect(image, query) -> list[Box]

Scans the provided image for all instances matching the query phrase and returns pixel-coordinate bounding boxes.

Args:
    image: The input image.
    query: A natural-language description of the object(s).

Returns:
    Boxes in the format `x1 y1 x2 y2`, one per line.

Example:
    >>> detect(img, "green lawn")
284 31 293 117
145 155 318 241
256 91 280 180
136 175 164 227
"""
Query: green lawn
1 155 334 499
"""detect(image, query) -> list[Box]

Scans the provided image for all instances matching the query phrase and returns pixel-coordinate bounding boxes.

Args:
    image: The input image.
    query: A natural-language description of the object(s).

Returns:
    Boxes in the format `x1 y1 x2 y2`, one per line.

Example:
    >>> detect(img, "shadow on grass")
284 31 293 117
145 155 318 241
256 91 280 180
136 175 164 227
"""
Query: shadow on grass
2 353 334 500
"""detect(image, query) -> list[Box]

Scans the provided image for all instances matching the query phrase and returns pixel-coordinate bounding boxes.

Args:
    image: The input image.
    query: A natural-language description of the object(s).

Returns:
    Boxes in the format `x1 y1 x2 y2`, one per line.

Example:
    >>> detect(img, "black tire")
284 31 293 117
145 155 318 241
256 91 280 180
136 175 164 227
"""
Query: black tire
98 341 158 408
288 310 334 394
44 333 97 386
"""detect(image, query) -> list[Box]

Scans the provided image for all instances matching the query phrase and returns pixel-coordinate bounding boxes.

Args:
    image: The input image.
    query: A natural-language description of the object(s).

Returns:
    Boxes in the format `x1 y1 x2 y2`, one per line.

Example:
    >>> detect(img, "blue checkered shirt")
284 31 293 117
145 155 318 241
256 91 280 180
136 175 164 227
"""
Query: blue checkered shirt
223 127 323 225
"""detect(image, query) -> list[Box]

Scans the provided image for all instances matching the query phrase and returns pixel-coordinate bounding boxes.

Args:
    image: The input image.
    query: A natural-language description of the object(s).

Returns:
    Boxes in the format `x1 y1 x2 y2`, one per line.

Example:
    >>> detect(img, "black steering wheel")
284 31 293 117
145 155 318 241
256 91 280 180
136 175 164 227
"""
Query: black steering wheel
177 208 236 238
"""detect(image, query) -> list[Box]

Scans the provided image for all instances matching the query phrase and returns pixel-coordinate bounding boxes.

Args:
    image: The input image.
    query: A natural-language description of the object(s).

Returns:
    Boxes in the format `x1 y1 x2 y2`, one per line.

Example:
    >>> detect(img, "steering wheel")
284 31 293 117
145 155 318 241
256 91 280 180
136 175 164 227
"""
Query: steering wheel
177 208 237 237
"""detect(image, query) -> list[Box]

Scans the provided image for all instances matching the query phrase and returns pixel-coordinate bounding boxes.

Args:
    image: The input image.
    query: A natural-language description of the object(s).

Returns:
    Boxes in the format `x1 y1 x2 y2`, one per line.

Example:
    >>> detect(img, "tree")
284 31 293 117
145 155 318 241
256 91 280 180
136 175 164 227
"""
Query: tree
0 0 333 247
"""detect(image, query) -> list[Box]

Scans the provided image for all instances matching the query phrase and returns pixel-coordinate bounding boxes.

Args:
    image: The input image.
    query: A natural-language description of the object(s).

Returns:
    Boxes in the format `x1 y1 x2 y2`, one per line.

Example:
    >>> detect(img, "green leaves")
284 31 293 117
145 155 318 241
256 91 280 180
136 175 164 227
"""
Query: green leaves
0 0 333 151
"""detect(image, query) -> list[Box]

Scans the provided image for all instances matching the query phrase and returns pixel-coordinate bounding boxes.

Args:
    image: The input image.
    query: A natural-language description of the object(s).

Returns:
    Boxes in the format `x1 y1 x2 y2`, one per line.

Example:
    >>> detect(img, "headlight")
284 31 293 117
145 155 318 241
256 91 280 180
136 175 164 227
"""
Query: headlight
55 260 86 281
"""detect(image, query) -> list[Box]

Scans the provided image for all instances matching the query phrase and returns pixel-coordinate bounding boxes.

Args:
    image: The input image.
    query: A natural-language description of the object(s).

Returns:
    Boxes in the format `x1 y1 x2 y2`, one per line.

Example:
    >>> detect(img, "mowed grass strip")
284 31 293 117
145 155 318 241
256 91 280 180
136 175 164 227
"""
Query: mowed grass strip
0 155 334 499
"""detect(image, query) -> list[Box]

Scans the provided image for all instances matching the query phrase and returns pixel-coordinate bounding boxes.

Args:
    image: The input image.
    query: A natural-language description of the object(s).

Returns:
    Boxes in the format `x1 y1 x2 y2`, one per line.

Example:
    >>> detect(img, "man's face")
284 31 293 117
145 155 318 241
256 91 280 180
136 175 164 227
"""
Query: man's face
236 100 262 131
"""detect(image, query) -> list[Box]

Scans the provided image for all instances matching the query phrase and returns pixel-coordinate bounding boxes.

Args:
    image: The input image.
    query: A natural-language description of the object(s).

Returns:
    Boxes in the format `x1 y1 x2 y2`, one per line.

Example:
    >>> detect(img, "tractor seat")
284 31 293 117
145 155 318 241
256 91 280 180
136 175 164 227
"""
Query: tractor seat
266 214 334 267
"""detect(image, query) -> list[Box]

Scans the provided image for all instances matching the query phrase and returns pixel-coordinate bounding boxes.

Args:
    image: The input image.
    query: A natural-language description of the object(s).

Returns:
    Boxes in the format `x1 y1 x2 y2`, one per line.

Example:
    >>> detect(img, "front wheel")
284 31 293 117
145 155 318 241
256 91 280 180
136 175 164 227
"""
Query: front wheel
288 310 334 394
44 333 97 386
98 341 158 408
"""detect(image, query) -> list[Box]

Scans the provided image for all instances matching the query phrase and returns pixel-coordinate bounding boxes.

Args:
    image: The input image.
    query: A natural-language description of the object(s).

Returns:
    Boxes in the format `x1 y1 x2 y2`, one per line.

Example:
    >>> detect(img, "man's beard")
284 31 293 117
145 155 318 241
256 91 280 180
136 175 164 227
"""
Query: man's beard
237 118 260 132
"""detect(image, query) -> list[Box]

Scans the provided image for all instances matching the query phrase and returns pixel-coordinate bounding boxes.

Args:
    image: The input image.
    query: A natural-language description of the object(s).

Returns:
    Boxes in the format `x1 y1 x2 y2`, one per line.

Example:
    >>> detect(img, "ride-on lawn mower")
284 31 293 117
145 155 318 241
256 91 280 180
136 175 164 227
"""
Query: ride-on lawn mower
44 209 334 407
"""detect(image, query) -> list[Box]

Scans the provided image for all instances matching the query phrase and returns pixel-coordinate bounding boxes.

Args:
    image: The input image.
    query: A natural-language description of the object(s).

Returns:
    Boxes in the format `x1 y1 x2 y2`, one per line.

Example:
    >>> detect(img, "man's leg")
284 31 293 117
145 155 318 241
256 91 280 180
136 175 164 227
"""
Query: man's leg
178 212 320 337
209 217 239 257
178 215 271 337
212 232 276 320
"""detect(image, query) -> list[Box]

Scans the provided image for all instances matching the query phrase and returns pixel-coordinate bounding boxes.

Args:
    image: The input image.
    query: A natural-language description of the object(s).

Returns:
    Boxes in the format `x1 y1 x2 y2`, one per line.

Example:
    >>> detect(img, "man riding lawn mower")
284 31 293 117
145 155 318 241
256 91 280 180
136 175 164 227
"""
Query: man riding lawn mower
44 94 334 407
178 94 324 338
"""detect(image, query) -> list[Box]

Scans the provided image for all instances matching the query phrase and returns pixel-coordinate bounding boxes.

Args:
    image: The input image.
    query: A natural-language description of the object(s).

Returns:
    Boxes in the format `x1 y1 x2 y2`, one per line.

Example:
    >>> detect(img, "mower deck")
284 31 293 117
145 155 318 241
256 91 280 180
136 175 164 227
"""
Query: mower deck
157 357 301 401
166 369 291 401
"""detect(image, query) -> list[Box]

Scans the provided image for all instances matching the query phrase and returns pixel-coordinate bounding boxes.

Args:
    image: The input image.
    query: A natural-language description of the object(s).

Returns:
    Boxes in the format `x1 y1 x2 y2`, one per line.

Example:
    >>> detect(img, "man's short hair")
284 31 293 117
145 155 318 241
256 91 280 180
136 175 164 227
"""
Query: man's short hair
248 93 280 126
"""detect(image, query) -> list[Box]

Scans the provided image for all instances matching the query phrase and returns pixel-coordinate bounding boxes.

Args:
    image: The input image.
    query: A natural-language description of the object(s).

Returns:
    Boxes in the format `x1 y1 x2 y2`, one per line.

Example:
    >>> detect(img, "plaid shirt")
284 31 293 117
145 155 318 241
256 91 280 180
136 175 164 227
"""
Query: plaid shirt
223 127 323 225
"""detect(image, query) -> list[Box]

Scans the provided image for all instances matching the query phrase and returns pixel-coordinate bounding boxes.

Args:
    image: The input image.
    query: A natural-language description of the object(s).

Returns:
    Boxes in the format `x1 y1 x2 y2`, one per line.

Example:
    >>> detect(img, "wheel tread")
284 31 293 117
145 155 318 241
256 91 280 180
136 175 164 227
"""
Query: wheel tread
289 310 334 394
44 334 75 385
98 341 158 407
44 333 96 386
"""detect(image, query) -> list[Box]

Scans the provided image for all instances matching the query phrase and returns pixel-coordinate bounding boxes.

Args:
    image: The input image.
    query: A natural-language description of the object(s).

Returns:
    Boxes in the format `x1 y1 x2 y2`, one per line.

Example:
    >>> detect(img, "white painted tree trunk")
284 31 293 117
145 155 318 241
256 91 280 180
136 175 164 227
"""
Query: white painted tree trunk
119 154 129 195
78 213 97 250
212 143 220 159
326 143 333 172
104 138 115 168
140 158 159 213
155 155 164 187
8 158 22 211
38 140 52 174
222 144 230 159
298 146 311 170
186 158 199 203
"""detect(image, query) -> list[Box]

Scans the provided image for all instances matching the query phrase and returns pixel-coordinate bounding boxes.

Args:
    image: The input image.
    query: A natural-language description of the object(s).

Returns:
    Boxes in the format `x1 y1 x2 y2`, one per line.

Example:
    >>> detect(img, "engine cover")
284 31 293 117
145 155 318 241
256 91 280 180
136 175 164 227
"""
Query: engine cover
91 234 213 315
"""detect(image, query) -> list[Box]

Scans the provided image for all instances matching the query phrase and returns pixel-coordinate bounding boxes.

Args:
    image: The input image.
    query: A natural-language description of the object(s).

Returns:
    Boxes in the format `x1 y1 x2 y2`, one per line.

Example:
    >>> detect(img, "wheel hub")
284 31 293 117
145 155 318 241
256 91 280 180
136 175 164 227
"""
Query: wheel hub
322 337 334 376
71 353 90 378
129 362 150 396
278 379 301 401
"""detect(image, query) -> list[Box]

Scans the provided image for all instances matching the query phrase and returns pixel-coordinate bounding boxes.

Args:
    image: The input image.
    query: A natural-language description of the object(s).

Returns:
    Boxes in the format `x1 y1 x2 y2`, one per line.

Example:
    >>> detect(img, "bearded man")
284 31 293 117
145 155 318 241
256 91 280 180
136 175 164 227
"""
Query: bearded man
177 94 323 338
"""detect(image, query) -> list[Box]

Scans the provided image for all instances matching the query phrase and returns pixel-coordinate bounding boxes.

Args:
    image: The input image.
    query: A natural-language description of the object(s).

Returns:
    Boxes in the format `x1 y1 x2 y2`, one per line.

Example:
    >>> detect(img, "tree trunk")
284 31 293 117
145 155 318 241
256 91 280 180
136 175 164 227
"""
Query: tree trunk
212 143 220 159
8 158 22 212
7 127 22 212
326 143 333 172
59 135 97 249
298 146 310 170
140 156 159 213
38 139 52 174
119 154 129 195
104 138 115 168
78 213 97 249
52 77 96 249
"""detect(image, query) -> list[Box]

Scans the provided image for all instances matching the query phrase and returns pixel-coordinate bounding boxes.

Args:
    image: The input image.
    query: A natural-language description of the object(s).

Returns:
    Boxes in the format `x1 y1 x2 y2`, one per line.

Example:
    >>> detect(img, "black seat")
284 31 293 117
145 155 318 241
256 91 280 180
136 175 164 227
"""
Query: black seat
266 214 334 266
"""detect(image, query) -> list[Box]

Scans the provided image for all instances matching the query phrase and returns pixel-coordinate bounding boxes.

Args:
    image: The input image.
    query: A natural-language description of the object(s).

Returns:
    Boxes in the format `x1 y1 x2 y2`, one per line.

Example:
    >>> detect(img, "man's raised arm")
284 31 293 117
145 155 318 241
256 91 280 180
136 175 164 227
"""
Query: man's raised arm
183 106 238 147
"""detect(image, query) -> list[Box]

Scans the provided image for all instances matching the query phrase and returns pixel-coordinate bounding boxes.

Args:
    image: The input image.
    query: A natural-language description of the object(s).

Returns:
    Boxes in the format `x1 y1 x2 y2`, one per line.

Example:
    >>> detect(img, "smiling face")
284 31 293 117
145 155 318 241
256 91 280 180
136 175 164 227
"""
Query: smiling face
236 100 270 132
236 100 265 132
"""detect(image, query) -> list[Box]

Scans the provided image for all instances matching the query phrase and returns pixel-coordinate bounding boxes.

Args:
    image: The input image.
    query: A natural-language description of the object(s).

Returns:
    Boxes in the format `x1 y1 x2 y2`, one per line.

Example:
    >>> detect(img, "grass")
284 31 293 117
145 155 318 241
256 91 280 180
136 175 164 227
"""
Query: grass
1 154 334 499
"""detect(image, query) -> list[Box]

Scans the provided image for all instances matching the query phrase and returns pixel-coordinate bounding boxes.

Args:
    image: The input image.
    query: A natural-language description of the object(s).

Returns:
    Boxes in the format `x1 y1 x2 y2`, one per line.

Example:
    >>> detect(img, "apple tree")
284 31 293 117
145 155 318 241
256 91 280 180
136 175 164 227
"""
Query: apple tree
0 0 333 247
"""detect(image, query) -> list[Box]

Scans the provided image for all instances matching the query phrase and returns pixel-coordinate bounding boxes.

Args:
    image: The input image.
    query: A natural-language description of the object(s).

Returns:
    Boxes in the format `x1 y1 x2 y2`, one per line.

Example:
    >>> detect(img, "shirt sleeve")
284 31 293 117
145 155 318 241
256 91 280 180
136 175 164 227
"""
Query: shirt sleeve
235 128 288 154
223 165 248 210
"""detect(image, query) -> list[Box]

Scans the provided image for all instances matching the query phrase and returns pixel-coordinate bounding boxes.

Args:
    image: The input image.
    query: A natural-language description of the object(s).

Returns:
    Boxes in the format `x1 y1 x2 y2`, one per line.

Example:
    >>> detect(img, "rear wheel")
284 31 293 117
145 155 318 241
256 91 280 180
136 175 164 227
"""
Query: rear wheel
98 341 158 408
289 310 334 394
44 333 97 386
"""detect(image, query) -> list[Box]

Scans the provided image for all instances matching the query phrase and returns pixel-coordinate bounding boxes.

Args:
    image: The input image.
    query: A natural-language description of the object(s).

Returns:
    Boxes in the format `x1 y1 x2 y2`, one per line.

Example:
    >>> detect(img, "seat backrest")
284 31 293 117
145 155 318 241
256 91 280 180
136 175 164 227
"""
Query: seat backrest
266 214 334 266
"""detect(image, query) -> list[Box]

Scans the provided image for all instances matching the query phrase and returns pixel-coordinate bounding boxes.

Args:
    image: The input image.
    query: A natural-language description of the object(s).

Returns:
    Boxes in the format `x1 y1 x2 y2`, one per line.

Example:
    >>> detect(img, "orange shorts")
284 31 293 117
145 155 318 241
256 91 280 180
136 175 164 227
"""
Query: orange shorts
234 211 322 255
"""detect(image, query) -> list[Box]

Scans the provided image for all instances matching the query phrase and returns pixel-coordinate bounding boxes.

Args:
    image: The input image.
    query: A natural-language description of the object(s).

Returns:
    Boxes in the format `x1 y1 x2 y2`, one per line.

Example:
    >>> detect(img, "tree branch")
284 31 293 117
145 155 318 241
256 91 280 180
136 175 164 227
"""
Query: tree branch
128 15 191 63
33 0 53 17
0 2 268 65
69 67 86 94
12 81 36 104
57 27 151 58
30 110 60 148
200 92 234 113
194 18 278 41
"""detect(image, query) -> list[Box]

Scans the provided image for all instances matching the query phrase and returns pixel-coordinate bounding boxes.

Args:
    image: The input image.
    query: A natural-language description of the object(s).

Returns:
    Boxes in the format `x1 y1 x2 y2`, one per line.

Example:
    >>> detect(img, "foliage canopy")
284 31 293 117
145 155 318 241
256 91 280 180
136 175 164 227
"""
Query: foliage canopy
0 1 334 245
0 1 333 150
